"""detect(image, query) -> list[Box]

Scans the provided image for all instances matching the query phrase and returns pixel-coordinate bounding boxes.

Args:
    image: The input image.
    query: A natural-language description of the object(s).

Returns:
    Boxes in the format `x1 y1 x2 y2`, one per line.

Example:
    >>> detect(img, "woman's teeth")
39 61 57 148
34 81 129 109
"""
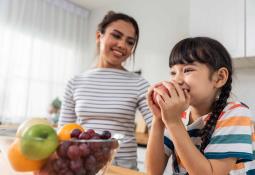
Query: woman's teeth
112 50 123 56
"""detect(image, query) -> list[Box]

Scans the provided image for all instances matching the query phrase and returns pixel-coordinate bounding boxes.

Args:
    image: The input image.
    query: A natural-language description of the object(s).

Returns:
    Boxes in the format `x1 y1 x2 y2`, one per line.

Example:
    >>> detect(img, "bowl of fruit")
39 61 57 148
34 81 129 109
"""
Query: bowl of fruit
0 119 119 175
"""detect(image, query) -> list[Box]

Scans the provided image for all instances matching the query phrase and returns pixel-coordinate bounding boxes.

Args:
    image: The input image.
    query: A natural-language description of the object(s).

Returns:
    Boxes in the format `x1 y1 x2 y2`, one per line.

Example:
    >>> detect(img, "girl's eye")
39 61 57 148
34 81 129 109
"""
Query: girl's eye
111 33 121 39
184 68 194 73
170 71 176 76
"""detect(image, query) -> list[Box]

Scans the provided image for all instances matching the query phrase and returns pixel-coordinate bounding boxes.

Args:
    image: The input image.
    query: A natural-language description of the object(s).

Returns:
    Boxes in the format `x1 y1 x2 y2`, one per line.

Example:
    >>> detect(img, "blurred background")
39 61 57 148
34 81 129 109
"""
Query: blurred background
0 0 254 173
0 0 254 126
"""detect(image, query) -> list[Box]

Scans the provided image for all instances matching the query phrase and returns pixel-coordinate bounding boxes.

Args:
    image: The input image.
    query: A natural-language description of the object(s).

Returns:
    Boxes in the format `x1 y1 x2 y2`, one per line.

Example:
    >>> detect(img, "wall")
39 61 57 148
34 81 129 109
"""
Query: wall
86 0 190 83
84 0 254 112
232 68 255 113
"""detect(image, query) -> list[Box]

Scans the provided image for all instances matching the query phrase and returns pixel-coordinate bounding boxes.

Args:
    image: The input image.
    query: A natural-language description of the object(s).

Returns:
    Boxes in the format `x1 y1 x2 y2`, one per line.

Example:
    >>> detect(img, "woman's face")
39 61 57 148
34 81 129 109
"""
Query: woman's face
97 20 136 69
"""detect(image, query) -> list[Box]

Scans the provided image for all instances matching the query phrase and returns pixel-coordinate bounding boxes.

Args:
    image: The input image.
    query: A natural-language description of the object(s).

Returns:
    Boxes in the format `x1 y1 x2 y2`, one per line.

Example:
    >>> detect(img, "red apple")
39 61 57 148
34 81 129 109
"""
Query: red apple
153 84 170 106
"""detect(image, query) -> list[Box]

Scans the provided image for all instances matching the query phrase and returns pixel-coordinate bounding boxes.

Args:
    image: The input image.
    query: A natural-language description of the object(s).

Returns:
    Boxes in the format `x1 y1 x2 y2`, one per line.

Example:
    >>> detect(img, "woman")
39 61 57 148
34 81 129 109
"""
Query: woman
59 11 152 170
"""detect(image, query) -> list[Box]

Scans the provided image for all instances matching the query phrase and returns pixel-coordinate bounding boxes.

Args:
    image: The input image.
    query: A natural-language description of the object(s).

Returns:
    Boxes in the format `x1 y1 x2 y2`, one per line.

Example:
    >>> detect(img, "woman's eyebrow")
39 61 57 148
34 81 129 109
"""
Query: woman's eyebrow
112 29 135 40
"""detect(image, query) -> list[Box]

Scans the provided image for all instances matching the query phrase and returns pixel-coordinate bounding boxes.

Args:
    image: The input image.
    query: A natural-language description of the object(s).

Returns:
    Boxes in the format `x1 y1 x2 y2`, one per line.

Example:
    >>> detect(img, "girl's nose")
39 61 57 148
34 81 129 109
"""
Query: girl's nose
173 74 184 85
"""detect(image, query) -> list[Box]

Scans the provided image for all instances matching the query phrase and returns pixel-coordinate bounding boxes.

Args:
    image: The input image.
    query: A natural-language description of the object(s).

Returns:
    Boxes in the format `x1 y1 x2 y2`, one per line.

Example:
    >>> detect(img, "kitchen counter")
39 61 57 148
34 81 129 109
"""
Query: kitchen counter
0 125 146 175
107 166 146 175
0 152 145 175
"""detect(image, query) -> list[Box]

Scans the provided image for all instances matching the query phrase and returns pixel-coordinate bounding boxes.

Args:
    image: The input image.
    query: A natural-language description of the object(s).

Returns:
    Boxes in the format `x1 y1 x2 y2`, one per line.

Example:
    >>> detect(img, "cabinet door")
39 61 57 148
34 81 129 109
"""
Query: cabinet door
247 0 255 57
190 0 244 58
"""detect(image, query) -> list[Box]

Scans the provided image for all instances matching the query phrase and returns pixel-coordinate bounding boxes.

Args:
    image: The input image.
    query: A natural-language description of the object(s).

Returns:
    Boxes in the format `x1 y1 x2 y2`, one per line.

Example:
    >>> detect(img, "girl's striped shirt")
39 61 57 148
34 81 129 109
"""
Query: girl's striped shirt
164 102 255 175
59 68 152 161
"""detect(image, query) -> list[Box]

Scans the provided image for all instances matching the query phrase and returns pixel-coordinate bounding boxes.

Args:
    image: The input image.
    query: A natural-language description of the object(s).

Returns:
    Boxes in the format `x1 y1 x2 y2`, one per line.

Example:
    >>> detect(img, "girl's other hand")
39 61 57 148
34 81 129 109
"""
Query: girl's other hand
147 83 163 119
155 81 190 125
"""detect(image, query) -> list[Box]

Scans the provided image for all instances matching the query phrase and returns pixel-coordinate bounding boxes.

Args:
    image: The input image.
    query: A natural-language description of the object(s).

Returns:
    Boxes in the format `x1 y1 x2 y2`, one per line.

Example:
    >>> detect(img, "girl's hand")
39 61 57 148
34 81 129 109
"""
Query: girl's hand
146 83 162 119
155 81 190 126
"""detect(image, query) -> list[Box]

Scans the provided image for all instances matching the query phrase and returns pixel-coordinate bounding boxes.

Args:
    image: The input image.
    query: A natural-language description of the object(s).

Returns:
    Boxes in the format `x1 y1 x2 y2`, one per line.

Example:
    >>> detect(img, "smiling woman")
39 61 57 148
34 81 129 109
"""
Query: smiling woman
58 11 152 170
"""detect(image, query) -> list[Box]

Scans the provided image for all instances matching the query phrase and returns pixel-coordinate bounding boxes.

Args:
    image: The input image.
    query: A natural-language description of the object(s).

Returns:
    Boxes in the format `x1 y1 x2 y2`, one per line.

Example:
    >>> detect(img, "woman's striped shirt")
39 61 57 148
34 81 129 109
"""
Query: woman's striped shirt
59 68 152 162
164 102 255 175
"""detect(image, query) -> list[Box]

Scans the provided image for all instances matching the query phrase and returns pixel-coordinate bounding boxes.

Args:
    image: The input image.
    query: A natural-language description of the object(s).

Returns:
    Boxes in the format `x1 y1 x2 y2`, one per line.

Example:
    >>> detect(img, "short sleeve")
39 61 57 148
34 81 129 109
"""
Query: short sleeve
204 104 255 162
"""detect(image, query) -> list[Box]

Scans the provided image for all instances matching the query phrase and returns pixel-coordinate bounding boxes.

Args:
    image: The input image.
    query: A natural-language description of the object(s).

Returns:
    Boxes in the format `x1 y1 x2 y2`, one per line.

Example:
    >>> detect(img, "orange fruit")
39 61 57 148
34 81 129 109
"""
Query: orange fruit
58 123 84 141
7 138 46 172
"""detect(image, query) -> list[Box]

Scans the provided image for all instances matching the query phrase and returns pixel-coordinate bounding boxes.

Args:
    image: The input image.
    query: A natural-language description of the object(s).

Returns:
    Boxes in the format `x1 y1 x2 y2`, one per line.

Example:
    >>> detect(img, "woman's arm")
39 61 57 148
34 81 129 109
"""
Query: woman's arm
146 118 169 175
166 121 236 175
58 79 77 127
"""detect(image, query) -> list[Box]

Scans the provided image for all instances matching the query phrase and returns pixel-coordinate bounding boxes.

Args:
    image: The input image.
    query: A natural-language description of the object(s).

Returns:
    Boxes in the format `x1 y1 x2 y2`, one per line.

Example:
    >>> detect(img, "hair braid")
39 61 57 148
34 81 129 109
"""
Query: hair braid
200 76 232 152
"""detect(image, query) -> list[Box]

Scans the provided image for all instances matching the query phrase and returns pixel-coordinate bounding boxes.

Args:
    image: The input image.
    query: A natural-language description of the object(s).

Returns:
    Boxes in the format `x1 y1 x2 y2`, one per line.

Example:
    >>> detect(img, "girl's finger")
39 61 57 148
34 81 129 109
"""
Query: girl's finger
171 81 185 99
147 86 155 104
156 94 165 109
154 86 170 102
162 81 178 99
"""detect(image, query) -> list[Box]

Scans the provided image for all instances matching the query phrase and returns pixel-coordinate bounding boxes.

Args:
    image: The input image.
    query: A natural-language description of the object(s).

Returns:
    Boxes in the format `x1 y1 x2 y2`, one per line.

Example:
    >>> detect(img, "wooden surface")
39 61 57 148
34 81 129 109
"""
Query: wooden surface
107 165 146 175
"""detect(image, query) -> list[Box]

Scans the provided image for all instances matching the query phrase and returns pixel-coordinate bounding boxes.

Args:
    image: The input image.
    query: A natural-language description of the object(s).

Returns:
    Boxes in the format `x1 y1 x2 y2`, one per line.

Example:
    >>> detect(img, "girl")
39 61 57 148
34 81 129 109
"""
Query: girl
59 11 152 170
146 37 255 175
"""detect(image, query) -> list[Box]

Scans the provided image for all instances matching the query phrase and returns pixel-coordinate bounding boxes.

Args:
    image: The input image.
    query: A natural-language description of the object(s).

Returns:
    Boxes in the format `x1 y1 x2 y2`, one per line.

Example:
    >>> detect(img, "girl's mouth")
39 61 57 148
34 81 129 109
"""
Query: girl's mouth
182 88 190 93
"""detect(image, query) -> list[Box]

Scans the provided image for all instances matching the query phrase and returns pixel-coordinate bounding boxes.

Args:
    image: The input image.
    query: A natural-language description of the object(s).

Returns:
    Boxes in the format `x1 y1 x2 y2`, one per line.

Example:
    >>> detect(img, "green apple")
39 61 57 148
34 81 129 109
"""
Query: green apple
20 124 59 160
16 118 52 137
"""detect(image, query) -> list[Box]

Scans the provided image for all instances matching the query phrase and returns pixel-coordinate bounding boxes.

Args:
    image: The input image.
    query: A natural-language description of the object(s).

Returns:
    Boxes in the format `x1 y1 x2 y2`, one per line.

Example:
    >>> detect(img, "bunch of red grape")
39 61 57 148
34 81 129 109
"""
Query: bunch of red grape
38 129 119 175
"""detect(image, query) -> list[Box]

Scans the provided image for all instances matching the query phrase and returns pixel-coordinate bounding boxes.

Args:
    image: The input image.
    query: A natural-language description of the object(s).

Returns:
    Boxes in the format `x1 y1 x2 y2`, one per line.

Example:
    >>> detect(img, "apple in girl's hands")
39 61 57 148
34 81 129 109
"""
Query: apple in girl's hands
152 83 170 107
20 124 59 160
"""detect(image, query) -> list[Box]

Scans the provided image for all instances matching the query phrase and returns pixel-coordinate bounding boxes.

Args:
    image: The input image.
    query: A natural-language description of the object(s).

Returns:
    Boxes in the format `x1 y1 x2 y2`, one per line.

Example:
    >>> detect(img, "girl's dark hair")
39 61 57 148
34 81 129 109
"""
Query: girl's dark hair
97 11 139 55
169 37 233 173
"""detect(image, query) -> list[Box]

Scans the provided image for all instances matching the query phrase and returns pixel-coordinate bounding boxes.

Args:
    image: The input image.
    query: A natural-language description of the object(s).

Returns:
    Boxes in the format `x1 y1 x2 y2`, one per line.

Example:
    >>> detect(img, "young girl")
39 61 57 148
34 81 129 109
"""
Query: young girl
146 37 255 175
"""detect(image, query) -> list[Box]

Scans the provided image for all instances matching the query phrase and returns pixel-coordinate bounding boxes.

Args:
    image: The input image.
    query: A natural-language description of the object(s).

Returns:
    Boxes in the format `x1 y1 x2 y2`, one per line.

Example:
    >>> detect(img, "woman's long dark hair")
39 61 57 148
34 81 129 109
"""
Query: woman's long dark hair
169 37 233 173
97 11 139 56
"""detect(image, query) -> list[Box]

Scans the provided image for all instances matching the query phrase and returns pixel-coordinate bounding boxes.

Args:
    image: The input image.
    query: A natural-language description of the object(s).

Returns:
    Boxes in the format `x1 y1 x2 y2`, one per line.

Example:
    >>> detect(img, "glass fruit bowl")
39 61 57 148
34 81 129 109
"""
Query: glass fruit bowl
0 135 119 175
37 138 119 175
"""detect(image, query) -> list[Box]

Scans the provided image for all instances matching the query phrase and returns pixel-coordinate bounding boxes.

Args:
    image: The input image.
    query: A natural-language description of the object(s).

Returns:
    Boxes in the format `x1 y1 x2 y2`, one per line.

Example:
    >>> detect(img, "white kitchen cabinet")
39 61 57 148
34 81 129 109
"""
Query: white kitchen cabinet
247 0 255 57
189 0 245 58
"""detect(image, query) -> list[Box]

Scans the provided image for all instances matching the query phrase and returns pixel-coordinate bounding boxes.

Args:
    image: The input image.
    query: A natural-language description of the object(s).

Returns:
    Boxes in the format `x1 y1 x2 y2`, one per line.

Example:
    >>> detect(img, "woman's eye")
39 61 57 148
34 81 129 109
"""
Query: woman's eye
111 33 121 39
127 40 135 46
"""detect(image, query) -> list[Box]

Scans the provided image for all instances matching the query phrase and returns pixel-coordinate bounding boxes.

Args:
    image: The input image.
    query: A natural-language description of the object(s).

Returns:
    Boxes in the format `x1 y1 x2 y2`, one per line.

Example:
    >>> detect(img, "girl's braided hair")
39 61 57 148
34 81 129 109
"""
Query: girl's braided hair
168 37 233 173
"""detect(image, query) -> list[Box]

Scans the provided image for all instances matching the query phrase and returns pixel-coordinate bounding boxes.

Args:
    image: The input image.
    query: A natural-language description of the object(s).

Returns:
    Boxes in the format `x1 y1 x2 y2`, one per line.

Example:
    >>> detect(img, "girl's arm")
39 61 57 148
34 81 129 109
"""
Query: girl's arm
156 81 237 175
146 118 168 175
166 121 236 175
145 85 169 175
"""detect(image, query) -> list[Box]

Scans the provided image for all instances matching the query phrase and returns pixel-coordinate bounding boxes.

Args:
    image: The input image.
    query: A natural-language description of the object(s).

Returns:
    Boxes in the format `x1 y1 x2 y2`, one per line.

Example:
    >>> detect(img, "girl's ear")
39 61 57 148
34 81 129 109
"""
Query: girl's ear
214 67 229 88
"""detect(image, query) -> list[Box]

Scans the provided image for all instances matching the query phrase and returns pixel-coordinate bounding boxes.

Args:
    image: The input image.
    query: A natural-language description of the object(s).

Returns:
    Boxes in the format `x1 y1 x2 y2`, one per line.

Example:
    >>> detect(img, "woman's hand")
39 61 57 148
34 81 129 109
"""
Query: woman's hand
146 83 162 119
154 81 190 126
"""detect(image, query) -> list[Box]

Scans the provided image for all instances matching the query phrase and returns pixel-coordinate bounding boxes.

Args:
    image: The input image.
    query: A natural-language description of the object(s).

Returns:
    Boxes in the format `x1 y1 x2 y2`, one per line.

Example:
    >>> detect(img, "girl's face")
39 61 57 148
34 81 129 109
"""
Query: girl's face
170 62 219 106
97 20 136 69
